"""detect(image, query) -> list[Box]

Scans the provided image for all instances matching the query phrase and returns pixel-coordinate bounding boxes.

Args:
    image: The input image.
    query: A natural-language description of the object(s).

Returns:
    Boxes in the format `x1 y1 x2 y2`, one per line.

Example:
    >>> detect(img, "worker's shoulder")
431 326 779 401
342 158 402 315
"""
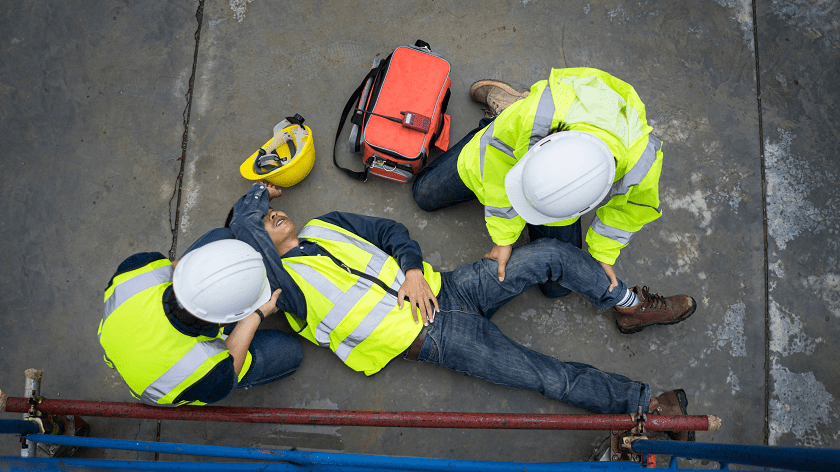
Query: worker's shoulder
113 252 168 277
104 252 168 292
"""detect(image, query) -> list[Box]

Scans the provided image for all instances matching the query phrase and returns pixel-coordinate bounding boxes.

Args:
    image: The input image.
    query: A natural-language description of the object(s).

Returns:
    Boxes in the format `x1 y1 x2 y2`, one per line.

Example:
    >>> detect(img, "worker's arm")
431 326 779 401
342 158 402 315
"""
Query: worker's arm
478 84 550 280
315 212 425 273
482 213 526 282
224 289 282 375
315 212 438 325
172 360 237 405
229 183 307 317
175 289 282 405
586 146 664 266
181 228 235 255
105 252 168 292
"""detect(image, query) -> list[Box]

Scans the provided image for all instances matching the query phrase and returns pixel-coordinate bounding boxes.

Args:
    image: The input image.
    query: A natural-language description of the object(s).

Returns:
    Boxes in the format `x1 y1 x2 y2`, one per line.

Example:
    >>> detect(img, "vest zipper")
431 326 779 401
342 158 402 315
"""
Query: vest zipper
340 262 401 299
308 243 405 301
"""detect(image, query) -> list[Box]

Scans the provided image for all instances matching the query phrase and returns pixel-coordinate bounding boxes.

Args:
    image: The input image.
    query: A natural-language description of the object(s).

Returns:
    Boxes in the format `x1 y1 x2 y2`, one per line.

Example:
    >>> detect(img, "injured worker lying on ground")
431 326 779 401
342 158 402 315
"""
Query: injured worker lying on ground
224 181 696 441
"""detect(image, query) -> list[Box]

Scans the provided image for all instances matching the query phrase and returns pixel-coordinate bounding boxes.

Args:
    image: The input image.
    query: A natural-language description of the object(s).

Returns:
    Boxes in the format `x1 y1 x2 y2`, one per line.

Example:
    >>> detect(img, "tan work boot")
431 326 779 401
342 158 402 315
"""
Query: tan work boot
613 286 696 334
649 389 695 441
468 79 529 117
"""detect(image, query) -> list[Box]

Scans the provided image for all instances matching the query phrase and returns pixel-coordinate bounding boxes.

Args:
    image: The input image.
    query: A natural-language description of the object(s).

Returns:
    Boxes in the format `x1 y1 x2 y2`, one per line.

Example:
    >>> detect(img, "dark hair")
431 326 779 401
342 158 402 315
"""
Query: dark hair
549 121 571 135
163 288 218 332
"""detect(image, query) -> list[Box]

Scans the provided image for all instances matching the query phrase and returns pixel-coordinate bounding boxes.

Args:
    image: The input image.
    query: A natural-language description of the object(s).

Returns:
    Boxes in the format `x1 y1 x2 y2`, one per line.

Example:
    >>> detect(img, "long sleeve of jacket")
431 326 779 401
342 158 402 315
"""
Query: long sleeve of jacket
314 212 425 274
458 83 552 246
586 139 663 264
228 184 427 318
464 68 664 262
229 183 308 318
483 96 534 246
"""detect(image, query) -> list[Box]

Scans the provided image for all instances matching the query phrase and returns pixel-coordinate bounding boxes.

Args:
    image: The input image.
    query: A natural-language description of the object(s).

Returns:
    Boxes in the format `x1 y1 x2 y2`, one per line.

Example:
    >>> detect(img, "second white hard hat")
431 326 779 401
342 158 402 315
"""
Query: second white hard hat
505 131 615 225
172 239 271 324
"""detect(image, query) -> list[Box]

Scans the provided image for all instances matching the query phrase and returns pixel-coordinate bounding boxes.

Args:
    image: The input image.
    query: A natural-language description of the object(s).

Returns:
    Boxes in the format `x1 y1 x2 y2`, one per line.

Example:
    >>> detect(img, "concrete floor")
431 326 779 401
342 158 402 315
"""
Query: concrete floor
1 0 838 467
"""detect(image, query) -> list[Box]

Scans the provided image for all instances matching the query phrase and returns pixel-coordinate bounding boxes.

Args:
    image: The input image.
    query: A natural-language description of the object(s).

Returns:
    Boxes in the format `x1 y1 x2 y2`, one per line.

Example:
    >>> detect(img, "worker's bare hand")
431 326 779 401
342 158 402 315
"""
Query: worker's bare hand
397 268 439 326
258 180 283 200
484 244 513 282
597 261 618 292
257 288 282 318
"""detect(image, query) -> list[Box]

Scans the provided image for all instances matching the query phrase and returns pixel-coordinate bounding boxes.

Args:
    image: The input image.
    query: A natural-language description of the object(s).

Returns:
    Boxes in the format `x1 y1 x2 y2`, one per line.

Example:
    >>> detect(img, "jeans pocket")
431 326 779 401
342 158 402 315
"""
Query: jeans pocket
421 329 441 364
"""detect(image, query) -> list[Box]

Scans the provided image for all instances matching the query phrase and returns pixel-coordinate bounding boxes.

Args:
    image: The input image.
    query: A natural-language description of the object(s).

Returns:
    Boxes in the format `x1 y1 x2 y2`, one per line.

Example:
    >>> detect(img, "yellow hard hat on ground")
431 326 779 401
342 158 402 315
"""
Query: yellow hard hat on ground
240 114 315 187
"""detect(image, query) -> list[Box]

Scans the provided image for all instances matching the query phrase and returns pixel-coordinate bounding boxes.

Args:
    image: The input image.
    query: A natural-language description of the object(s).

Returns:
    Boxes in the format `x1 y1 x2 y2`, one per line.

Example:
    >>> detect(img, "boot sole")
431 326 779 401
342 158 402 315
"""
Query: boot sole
615 298 697 335
468 79 527 102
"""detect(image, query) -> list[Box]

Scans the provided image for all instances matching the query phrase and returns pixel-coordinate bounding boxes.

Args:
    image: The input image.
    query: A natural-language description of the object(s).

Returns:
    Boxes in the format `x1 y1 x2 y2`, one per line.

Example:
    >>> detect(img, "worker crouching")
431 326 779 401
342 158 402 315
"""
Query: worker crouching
98 239 302 406
412 68 696 335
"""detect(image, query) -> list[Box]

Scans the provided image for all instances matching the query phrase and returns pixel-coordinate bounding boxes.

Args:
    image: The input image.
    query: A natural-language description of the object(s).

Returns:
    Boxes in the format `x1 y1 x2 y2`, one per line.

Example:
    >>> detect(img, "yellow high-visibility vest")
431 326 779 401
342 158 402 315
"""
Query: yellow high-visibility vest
282 219 441 375
98 258 251 406
457 68 663 264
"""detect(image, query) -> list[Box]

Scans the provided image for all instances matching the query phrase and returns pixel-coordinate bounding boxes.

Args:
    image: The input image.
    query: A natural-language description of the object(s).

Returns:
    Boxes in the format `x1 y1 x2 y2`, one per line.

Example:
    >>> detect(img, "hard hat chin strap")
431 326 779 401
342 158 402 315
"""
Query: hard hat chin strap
254 140 298 174
253 114 308 174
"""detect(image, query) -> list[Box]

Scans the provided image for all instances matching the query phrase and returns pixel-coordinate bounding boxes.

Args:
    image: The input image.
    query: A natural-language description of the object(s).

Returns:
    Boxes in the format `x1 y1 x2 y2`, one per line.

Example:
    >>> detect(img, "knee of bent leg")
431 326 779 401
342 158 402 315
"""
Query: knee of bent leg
411 180 439 212
287 337 304 370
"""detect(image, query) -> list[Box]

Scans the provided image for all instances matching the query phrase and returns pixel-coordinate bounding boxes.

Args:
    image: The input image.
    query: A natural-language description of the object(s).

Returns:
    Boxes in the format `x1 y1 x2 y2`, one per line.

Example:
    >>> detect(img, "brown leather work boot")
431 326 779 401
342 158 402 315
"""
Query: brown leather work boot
649 389 695 441
613 286 696 334
468 79 529 117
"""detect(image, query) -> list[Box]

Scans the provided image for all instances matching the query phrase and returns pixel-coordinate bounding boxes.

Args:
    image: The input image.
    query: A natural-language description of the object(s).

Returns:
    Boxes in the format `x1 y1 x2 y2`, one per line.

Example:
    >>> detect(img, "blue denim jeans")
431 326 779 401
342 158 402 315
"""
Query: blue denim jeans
412 118 493 211
407 238 648 414
237 330 303 389
412 118 585 298
527 220 583 298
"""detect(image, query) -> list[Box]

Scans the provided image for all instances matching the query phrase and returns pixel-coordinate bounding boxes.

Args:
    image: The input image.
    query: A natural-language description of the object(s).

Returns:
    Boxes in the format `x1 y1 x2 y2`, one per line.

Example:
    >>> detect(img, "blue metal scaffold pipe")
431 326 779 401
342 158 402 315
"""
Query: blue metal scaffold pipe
5 434 645 472
631 439 840 471
0 420 38 436
4 419 840 472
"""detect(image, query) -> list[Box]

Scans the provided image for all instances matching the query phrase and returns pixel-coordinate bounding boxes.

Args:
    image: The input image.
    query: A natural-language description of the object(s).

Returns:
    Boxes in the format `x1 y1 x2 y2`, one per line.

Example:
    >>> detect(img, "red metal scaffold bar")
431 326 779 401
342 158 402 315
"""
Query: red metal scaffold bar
2 395 720 432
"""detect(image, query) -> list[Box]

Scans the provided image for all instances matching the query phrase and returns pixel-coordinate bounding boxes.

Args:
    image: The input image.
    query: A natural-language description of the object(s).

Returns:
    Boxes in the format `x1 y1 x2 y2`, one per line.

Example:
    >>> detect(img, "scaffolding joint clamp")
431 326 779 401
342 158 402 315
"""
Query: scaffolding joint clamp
23 417 45 434
27 396 44 417
629 405 647 434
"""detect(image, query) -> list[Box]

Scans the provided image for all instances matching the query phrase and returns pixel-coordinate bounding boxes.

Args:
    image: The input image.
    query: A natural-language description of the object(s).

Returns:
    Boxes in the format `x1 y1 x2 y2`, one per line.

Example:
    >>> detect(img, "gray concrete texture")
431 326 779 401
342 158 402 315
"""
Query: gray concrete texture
0 0 837 466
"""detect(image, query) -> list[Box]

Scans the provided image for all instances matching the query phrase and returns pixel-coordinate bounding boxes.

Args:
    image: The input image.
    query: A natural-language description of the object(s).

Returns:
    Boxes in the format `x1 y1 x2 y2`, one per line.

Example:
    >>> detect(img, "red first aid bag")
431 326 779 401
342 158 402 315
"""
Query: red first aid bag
333 40 451 183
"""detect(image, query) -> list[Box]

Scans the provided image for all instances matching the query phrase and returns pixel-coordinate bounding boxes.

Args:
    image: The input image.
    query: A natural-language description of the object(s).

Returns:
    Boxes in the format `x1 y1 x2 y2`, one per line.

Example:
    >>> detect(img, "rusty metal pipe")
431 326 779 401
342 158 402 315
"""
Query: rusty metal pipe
2 396 720 432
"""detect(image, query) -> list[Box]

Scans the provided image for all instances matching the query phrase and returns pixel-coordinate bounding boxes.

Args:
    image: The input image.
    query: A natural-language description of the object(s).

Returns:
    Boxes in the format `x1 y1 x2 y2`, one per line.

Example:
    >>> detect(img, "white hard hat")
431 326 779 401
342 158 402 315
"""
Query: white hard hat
505 131 615 225
172 239 271 324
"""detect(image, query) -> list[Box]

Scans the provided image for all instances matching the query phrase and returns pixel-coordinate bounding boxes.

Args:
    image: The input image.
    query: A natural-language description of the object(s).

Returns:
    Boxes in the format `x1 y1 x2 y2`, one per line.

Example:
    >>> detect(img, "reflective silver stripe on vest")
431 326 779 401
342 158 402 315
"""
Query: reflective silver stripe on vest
602 136 662 204
139 338 228 405
103 265 173 324
300 224 406 293
389 268 406 293
591 215 637 245
334 292 393 362
479 121 496 180
299 225 390 276
530 85 556 147
287 224 406 350
484 205 519 219
488 136 515 158
282 261 348 346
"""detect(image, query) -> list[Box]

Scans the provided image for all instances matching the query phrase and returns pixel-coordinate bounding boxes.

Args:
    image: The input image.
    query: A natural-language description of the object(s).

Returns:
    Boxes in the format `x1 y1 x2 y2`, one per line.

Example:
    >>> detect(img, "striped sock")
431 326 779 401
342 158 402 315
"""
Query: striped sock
616 287 640 308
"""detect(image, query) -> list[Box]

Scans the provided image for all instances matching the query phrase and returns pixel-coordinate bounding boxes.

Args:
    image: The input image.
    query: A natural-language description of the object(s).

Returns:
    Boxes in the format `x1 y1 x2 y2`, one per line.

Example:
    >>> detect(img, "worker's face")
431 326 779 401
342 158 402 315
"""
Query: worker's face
263 209 297 247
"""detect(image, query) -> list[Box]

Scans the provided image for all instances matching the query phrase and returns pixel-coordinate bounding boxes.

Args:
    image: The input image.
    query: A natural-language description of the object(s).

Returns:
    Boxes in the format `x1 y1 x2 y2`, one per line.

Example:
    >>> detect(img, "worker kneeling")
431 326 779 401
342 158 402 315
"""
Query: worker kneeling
412 68 696 335
98 239 302 406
